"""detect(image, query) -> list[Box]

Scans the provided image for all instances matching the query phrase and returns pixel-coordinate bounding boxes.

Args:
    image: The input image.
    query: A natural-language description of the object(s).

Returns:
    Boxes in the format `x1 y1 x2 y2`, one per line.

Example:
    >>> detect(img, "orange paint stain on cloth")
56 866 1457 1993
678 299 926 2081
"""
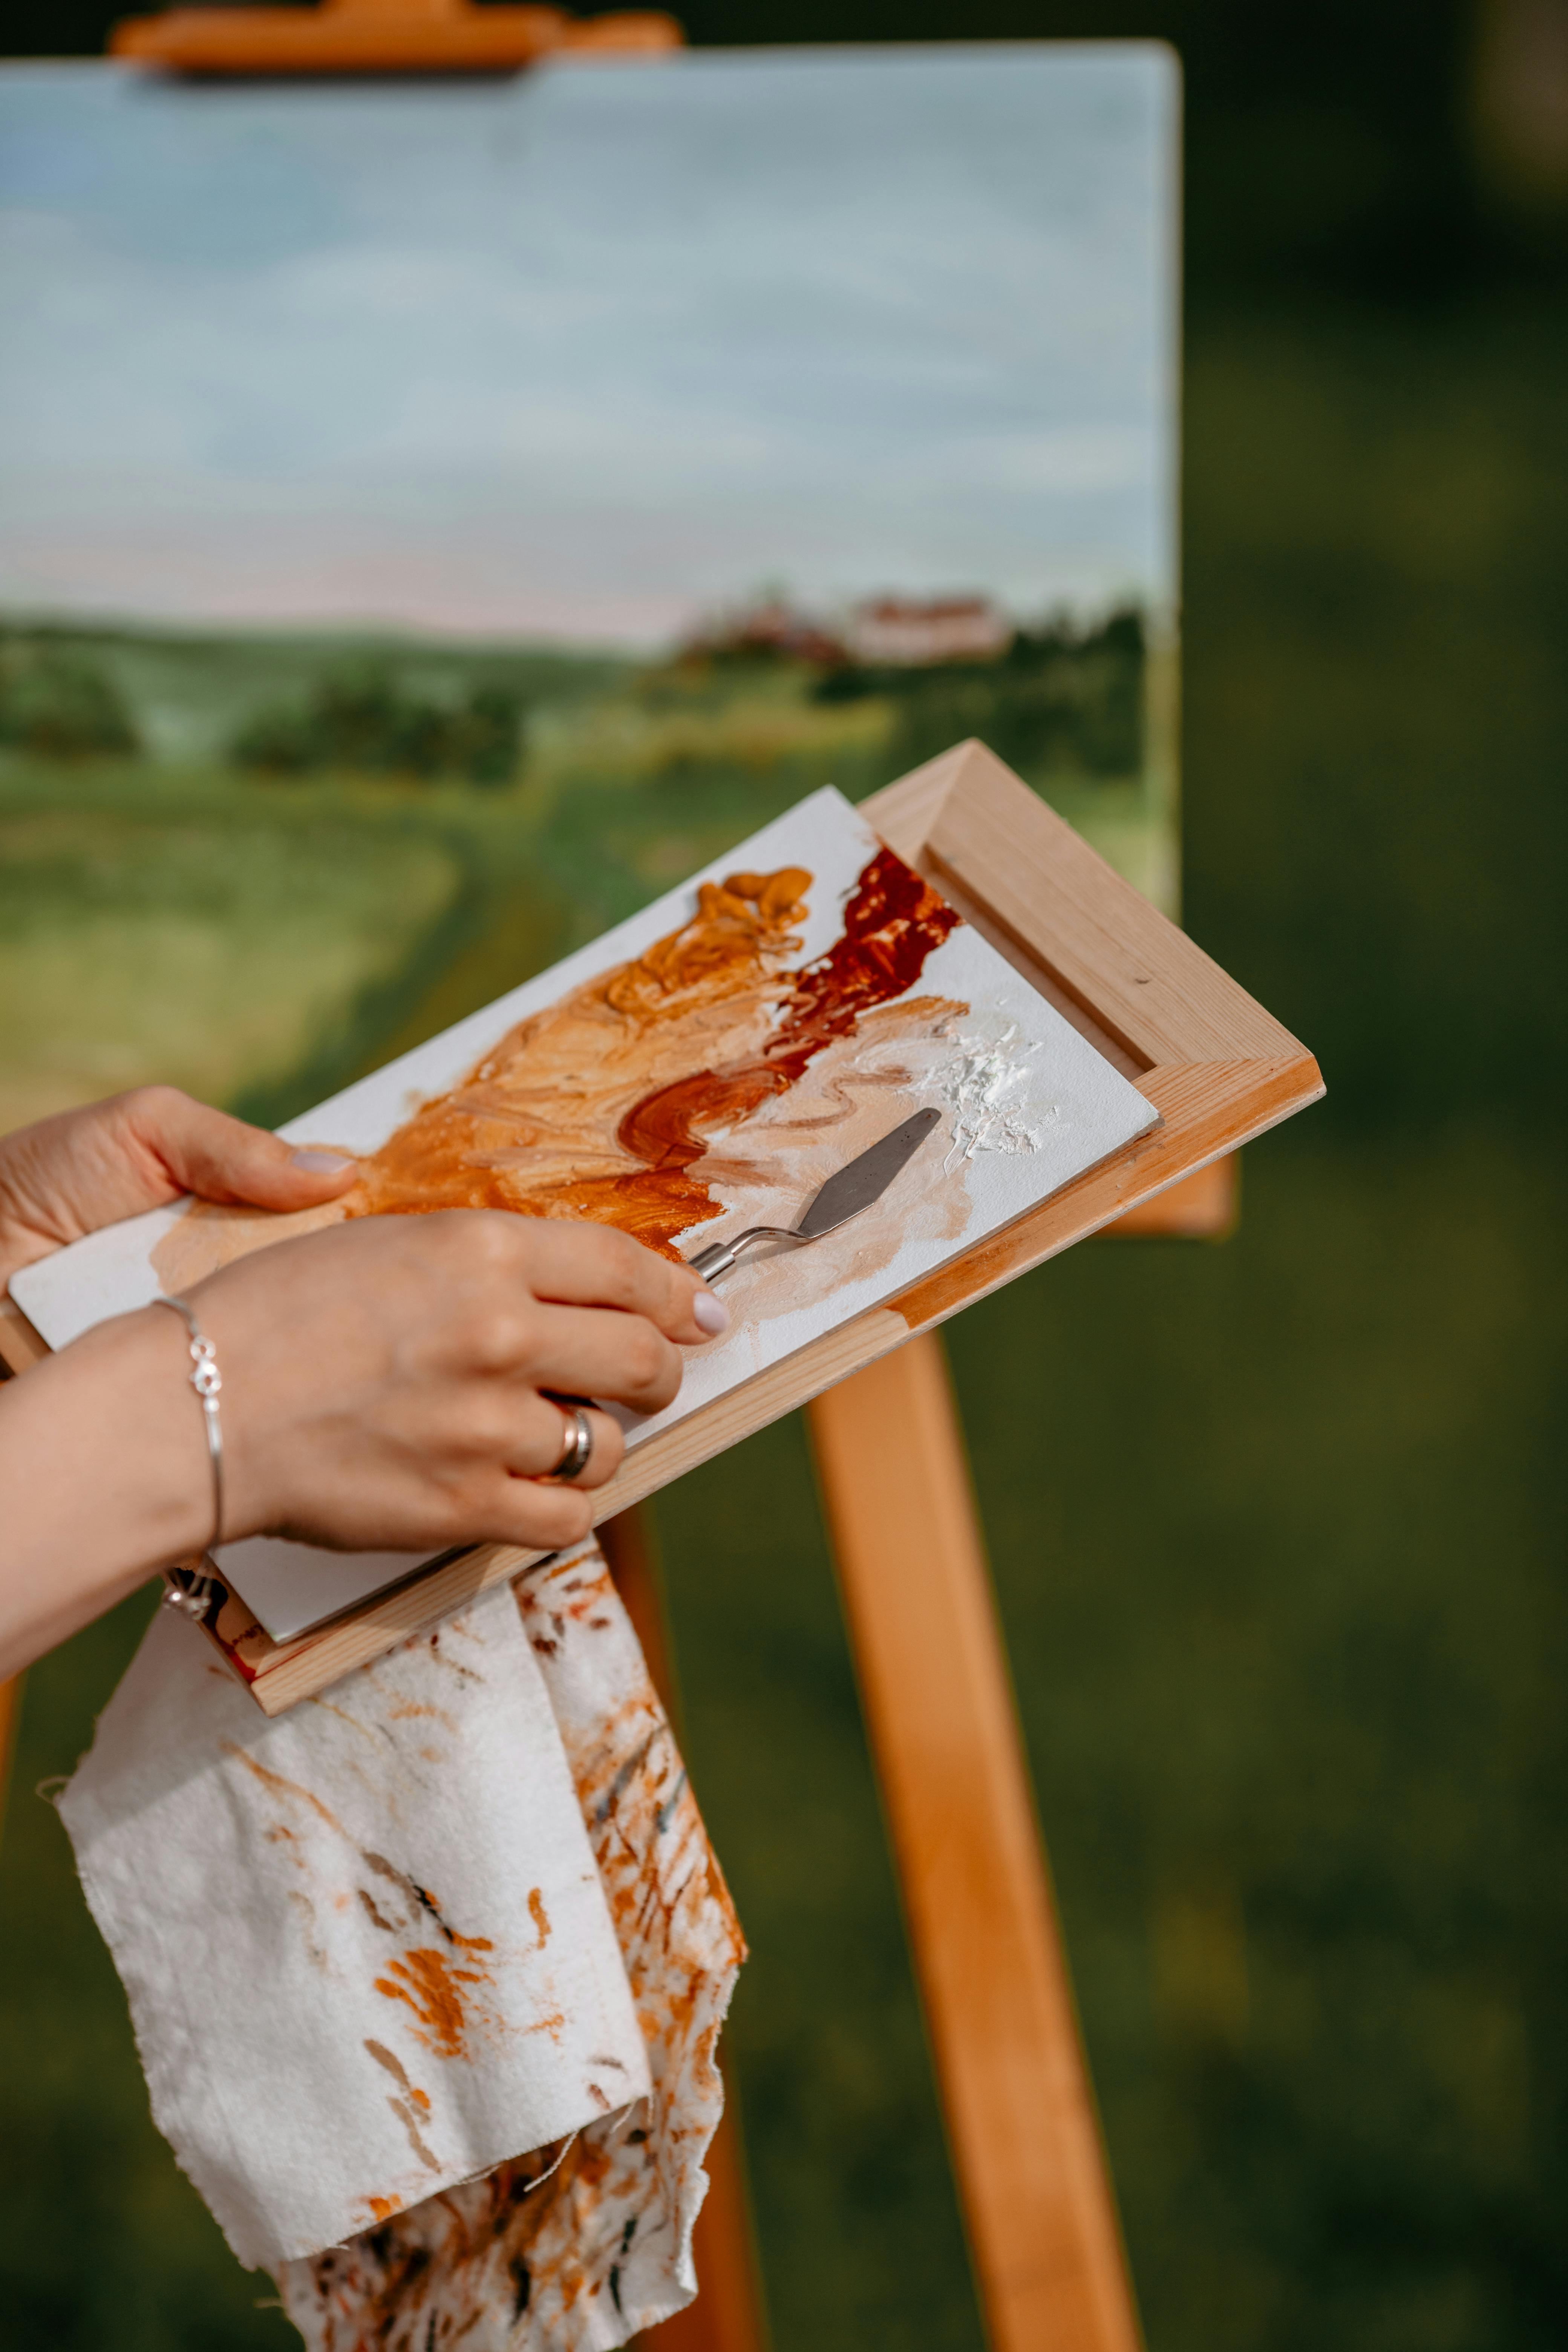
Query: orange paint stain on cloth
277 1539 747 2350
374 1941 497 2062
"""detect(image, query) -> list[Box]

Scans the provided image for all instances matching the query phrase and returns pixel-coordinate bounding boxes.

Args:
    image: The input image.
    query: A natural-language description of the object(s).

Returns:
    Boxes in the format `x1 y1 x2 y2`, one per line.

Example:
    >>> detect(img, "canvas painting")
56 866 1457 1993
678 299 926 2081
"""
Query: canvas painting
0 45 1178 1154
14 789 1157 1639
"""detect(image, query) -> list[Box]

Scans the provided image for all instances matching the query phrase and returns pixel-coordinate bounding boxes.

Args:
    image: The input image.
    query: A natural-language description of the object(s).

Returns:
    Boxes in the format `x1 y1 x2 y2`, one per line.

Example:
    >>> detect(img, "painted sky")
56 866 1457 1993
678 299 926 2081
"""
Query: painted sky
0 47 1175 647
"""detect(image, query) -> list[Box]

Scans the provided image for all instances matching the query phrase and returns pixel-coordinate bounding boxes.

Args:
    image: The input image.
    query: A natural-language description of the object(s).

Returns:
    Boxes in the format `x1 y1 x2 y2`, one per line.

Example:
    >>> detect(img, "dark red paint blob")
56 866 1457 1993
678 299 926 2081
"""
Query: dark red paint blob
616 847 960 1177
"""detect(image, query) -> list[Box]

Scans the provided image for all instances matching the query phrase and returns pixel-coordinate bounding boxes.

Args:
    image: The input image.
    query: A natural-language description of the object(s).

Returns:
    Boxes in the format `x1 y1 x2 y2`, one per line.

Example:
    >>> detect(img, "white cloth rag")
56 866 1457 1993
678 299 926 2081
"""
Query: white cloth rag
60 1539 745 2347
280 1542 747 2350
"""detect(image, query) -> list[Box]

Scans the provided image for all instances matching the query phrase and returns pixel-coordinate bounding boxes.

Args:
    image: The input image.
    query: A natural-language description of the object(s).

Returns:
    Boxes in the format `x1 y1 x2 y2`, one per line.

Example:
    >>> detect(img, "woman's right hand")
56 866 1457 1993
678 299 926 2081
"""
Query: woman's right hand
184 1210 728 1558
0 1204 729 1680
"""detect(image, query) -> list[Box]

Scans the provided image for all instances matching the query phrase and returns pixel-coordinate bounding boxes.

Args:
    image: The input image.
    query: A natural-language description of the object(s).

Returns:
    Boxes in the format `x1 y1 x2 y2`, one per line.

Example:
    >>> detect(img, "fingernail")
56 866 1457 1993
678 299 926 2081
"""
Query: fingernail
692 1289 729 1337
291 1149 356 1174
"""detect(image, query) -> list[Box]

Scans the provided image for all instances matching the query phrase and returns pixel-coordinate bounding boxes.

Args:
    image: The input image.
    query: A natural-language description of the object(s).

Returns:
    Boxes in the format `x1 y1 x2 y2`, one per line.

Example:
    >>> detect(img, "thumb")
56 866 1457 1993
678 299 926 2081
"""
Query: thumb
121 1088 360 1213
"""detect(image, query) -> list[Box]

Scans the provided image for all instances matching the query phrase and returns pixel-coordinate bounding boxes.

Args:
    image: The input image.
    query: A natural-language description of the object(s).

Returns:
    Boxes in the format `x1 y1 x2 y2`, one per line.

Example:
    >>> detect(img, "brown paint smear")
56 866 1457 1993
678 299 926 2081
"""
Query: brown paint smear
363 2037 431 2112
153 844 960 1292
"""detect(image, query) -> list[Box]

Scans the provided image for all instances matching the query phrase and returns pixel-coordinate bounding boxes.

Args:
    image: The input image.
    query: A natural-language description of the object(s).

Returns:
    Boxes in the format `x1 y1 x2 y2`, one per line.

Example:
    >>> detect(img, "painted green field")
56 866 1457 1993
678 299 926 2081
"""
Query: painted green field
0 784 459 1134
0 609 1167 1140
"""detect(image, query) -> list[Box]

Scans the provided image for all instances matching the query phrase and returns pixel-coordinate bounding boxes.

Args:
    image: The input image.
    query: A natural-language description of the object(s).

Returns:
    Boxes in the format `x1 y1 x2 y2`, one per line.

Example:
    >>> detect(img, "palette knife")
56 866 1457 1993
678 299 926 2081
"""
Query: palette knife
686 1106 942 1285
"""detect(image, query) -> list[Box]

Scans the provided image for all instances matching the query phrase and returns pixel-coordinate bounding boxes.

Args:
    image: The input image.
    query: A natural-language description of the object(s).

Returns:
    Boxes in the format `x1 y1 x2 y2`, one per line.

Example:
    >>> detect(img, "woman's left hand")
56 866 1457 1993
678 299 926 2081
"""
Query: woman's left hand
0 1086 360 1285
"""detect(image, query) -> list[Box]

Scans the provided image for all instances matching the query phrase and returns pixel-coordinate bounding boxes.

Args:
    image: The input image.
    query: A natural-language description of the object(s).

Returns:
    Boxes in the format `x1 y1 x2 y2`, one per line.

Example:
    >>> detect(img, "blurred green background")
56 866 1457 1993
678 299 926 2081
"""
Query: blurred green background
1 6 1563 2349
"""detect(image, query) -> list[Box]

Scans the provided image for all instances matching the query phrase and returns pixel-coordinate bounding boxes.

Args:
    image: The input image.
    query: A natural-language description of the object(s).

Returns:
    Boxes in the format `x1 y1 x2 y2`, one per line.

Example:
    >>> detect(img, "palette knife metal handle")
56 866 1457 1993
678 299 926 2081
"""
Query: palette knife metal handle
687 1227 810 1284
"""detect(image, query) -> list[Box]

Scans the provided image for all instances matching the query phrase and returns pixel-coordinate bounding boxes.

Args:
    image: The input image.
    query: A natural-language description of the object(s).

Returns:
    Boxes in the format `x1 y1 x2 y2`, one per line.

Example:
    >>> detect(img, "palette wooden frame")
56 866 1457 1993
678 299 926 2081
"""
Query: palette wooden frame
0 739 1321 1712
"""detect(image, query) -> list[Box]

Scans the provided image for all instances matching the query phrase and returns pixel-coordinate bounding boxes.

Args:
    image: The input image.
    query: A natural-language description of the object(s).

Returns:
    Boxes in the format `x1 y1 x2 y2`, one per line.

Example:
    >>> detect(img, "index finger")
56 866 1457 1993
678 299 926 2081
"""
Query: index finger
513 1219 729 1344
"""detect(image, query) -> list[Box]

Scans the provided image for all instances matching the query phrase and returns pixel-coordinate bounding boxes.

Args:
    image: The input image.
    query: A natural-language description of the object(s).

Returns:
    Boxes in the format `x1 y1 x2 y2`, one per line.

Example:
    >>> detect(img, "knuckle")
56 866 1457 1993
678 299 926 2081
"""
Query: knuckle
420 1474 481 1548
624 1319 666 1389
514 1485 593 1550
589 1222 644 1306
623 1323 679 1409
462 1398 517 1459
122 1081 185 1128
466 1308 525 1374
464 1212 521 1276
555 1491 596 1545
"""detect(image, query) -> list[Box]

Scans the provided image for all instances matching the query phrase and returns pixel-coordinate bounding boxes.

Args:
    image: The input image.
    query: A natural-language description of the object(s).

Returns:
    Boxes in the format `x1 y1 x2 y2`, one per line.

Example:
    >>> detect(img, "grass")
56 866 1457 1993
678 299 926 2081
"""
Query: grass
0 287 1563 2352
656 1129 1561 2352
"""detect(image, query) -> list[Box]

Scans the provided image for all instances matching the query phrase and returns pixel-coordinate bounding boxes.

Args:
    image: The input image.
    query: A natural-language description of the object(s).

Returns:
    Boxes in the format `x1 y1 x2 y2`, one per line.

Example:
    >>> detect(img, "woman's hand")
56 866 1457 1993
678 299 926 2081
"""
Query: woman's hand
0 1084 359 1286
0 1088 728 1677
187 1209 722 1559
0 1179 728 1676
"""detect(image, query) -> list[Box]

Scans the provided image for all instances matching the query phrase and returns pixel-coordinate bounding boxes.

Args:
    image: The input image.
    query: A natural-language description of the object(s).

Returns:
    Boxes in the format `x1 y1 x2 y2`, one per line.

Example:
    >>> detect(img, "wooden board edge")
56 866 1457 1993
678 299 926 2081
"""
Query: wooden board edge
235 1306 913 1710
887 1053 1322 1333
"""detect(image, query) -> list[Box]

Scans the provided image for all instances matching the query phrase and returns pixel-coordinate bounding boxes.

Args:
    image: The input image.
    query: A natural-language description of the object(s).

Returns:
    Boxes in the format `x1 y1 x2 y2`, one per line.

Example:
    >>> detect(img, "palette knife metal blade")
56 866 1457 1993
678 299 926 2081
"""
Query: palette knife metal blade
686 1106 942 1286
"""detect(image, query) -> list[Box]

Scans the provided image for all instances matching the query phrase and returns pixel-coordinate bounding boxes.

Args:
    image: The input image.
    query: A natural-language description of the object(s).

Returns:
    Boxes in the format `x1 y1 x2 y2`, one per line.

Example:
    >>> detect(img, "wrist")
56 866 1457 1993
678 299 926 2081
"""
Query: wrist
66 1306 220 1563
32 1303 219 1568
0 1303 217 1677
148 1295 226 1558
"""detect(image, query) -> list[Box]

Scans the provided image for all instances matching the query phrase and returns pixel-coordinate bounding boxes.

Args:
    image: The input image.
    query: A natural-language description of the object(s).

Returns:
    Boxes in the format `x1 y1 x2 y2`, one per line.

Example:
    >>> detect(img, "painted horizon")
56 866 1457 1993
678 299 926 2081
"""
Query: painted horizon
0 46 1176 649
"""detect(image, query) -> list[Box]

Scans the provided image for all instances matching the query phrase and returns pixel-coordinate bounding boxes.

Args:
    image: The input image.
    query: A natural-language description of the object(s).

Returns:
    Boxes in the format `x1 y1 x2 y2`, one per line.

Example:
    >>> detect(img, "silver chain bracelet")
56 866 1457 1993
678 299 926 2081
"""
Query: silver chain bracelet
151 1293 224 1622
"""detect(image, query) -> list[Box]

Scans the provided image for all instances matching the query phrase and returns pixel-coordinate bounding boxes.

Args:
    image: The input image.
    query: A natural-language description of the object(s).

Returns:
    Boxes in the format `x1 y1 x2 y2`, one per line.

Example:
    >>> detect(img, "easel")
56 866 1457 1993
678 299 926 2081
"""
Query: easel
0 17 1318 2347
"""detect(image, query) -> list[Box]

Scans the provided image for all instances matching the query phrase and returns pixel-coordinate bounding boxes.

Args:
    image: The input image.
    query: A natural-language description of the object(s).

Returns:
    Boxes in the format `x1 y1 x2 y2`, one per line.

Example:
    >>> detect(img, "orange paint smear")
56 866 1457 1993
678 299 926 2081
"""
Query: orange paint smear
345 845 959 1261
375 1944 496 2061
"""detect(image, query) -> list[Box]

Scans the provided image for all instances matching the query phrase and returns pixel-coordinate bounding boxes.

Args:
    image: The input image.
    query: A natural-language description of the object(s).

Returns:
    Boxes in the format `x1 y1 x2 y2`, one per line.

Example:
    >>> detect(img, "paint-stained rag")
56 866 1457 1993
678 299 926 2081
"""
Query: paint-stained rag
60 1541 744 2346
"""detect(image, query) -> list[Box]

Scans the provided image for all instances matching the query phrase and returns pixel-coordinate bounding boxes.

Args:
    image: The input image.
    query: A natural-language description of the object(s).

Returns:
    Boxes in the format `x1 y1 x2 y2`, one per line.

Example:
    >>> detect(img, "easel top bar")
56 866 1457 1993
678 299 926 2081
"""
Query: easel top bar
109 0 683 75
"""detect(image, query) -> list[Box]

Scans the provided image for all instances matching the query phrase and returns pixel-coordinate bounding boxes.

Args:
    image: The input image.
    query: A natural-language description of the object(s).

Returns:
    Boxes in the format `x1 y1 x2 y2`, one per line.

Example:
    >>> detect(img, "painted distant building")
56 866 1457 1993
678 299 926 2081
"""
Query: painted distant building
690 599 848 666
850 596 1013 666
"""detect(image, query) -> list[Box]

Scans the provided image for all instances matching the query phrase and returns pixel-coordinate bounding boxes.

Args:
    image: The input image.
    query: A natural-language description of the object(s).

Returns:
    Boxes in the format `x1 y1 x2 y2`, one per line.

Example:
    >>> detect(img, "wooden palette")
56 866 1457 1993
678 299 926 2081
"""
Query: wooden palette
0 741 1321 1712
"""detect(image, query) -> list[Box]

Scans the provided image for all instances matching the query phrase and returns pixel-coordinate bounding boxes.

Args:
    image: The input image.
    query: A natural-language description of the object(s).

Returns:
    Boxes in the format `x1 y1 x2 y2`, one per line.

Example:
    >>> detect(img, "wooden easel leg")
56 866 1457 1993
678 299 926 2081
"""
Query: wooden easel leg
598 1508 772 2352
807 1335 1142 2352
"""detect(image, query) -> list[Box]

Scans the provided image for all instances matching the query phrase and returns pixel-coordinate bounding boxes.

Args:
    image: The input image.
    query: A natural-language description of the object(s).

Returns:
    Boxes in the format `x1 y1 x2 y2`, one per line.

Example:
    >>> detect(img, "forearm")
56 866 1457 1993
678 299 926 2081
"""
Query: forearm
0 1307 212 1678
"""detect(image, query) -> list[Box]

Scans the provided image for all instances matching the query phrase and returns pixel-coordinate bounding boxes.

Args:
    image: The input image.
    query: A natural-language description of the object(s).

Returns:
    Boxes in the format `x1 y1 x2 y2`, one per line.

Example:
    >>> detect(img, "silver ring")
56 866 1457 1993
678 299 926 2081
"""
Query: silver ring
547 1404 594 1482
